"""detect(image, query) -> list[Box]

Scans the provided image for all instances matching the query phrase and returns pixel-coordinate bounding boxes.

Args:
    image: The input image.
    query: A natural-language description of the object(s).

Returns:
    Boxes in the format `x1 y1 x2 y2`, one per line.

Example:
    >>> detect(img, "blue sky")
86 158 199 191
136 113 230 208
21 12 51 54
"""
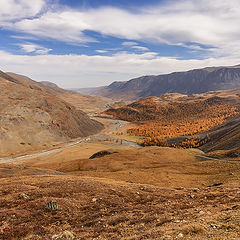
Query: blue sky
0 0 240 88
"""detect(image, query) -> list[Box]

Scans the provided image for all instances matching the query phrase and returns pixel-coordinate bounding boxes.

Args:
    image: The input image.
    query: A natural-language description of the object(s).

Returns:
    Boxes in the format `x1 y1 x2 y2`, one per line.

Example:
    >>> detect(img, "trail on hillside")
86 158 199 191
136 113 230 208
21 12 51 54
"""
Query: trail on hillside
0 117 140 164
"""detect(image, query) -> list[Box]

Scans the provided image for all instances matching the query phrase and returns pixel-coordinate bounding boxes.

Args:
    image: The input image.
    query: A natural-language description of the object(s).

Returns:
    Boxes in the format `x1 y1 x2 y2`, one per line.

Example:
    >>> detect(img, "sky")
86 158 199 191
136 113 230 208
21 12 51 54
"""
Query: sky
0 0 240 88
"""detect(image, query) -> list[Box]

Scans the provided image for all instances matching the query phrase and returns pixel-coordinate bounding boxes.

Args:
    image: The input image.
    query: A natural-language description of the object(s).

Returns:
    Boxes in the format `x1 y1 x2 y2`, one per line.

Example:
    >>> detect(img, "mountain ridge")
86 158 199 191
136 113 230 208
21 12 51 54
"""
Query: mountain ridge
76 64 240 100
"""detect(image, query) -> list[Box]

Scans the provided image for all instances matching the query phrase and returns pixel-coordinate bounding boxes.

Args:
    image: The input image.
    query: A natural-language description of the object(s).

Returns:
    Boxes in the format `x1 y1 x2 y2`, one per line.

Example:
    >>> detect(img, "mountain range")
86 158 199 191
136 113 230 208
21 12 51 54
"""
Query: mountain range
76 65 240 100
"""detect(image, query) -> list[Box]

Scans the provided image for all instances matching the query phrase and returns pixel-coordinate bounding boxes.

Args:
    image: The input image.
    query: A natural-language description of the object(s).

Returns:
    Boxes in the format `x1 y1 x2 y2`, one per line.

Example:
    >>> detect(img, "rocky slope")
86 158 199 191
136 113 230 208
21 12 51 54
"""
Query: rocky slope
82 64 240 100
0 70 103 156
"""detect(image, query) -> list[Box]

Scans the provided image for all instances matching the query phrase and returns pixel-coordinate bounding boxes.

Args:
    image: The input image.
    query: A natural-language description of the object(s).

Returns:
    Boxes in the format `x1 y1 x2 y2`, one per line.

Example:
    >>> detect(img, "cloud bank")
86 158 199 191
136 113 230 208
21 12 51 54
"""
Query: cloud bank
0 0 240 87
1 0 239 57
1 50 239 88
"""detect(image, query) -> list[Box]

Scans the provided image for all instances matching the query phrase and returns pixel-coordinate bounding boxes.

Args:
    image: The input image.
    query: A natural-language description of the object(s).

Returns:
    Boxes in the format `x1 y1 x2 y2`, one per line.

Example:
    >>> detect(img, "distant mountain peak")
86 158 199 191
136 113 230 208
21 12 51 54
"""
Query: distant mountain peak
81 64 240 100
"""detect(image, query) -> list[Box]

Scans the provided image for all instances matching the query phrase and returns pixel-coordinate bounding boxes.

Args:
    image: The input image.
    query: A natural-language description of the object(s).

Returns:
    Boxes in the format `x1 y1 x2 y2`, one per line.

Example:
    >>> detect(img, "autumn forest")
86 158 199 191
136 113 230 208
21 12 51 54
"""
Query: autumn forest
105 95 238 148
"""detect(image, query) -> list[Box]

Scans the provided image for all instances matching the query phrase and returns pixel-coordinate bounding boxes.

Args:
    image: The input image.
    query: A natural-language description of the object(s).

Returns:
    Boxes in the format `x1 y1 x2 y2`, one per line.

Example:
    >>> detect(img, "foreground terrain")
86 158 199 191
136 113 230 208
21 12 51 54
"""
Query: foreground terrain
1 142 240 239
0 167 240 239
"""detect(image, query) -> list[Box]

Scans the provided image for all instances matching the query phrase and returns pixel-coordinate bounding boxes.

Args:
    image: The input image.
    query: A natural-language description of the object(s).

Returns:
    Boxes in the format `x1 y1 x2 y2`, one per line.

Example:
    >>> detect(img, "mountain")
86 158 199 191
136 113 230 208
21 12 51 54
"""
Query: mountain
7 72 117 113
6 72 65 95
81 65 240 100
0 70 103 156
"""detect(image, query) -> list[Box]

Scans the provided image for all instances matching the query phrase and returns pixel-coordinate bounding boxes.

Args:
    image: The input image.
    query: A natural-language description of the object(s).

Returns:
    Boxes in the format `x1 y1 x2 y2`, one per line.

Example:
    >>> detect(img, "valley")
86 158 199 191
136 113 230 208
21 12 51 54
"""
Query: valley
104 89 240 150
2 1 240 239
0 68 240 240
0 117 139 164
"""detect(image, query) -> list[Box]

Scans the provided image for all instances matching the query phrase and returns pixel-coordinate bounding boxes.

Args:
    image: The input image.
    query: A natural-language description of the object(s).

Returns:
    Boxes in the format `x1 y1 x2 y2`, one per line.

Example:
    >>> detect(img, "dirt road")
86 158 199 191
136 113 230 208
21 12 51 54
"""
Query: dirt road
0 117 140 164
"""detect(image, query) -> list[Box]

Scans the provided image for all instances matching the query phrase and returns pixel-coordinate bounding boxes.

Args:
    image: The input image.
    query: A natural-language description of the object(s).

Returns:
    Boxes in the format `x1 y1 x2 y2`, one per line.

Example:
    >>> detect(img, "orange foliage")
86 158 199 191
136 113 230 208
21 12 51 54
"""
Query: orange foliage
105 96 238 148
179 135 210 148
140 136 168 147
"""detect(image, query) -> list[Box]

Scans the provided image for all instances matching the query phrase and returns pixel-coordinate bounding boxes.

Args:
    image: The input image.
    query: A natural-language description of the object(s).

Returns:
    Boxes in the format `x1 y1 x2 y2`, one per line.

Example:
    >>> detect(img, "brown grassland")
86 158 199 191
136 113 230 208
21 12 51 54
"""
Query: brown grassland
1 145 240 239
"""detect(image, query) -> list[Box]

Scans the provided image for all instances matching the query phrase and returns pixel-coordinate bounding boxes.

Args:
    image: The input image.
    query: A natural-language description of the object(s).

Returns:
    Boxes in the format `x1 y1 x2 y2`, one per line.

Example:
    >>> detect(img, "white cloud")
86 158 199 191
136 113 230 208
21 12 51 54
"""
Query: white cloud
12 11 96 43
1 0 240 89
122 41 138 46
122 42 149 52
2 0 240 57
95 50 108 53
11 35 38 40
17 43 52 54
132 46 149 51
0 50 239 89
0 0 46 22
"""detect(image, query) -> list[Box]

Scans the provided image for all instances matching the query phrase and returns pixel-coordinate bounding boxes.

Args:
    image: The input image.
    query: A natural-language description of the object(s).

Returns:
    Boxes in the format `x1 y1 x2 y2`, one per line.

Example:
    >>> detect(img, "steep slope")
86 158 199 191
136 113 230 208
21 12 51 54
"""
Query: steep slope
85 65 240 100
200 115 240 152
6 72 66 95
0 71 103 156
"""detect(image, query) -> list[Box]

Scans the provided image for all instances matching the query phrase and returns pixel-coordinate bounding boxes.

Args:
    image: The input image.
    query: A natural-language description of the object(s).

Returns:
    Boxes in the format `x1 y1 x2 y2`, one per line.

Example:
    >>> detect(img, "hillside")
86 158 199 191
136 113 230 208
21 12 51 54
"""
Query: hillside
0 70 103 156
6 72 65 95
82 65 240 100
7 72 116 113
200 115 240 152
1 146 240 239
104 89 240 149
1 93 240 239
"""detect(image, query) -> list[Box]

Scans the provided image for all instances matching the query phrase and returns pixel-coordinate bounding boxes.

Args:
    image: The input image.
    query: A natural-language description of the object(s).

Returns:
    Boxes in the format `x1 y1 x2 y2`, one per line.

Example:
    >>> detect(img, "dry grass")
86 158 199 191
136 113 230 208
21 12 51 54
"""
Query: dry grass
0 174 240 239
1 145 240 239
181 224 205 235
11 146 240 189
